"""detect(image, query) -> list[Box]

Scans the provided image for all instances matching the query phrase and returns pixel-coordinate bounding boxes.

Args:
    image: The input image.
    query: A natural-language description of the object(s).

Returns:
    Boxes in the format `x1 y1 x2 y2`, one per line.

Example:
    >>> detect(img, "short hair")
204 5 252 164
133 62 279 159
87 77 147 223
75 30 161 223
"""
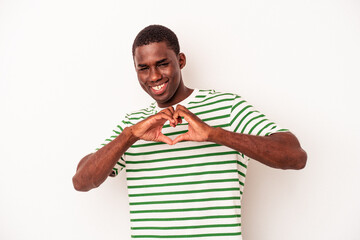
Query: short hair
132 25 180 56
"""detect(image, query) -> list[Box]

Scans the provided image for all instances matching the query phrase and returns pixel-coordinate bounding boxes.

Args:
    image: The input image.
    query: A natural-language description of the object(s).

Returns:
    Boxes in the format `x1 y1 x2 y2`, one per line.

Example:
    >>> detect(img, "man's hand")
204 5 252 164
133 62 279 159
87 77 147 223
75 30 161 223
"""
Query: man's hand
172 105 213 144
130 105 211 145
130 107 177 145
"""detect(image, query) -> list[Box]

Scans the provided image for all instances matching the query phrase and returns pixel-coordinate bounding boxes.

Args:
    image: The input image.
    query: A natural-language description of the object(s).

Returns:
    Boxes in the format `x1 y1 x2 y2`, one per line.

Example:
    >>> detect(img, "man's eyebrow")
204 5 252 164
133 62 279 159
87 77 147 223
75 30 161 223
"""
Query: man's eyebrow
156 58 168 64
137 58 168 68
137 63 148 68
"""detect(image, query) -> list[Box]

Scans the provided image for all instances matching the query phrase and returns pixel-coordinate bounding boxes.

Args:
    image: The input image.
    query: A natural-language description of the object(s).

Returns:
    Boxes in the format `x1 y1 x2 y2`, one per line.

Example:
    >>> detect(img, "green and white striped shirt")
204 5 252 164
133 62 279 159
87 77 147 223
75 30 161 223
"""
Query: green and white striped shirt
101 89 287 239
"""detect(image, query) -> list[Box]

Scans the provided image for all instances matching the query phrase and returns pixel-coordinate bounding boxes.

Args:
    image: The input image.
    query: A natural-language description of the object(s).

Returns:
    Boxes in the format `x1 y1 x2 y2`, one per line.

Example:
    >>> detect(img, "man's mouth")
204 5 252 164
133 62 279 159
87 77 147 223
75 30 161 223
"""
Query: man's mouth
152 83 165 91
150 81 168 95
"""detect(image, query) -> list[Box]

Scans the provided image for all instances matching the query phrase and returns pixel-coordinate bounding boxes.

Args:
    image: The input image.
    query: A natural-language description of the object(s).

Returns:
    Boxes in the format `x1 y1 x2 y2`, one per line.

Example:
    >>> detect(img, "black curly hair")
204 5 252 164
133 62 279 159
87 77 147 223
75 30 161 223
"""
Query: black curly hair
132 25 180 56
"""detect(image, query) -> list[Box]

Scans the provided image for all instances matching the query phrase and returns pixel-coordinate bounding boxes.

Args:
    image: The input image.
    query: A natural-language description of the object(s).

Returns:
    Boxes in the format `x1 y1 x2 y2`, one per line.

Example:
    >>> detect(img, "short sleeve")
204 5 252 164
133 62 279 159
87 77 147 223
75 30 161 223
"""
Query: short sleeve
96 118 128 177
229 95 288 136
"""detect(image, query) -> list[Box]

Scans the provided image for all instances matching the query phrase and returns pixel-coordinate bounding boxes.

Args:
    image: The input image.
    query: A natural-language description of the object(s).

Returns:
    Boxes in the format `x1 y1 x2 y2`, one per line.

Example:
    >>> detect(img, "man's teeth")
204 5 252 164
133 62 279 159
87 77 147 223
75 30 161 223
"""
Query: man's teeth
152 83 165 90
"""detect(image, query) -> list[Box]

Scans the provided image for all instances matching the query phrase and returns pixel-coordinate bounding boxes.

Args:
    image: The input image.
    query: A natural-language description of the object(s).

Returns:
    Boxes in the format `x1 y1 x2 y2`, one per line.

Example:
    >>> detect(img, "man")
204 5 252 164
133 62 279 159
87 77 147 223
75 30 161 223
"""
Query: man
73 25 307 239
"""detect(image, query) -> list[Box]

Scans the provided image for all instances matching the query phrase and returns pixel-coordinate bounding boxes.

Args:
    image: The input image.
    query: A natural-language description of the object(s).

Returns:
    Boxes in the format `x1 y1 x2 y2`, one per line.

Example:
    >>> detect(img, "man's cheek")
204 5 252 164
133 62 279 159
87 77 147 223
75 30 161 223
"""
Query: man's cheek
138 81 148 92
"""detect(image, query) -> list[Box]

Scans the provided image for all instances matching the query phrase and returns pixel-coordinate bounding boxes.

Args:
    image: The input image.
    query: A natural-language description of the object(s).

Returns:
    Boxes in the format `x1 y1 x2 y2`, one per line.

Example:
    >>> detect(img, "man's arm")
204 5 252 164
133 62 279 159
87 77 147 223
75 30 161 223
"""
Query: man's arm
72 127 137 192
172 105 307 170
72 108 176 192
209 129 306 169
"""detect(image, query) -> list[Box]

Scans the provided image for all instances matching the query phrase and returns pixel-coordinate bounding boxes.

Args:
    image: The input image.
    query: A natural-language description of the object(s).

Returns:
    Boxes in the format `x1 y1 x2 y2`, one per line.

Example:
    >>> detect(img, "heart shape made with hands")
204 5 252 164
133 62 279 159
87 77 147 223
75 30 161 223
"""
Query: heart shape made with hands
134 105 211 146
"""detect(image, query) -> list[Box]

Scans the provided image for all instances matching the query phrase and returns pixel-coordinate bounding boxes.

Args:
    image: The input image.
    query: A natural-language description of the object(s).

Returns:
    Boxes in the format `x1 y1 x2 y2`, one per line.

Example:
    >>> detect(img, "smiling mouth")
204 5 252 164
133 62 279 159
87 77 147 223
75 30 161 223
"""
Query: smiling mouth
150 81 168 95
152 83 165 91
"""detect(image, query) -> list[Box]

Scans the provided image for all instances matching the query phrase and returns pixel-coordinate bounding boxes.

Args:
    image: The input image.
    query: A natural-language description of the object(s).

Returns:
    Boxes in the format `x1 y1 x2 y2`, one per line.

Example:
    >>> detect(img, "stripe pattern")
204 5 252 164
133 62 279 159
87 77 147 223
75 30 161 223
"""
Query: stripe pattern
100 89 287 239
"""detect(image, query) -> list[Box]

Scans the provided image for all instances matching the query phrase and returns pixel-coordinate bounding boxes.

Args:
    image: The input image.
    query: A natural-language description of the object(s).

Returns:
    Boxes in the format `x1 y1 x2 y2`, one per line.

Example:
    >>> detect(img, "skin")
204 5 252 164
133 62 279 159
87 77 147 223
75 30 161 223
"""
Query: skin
134 41 193 108
72 42 307 192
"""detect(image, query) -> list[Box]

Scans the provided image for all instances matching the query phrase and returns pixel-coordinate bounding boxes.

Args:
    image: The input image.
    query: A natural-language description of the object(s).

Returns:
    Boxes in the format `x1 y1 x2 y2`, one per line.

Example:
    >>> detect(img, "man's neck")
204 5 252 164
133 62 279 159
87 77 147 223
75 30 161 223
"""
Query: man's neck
157 85 193 108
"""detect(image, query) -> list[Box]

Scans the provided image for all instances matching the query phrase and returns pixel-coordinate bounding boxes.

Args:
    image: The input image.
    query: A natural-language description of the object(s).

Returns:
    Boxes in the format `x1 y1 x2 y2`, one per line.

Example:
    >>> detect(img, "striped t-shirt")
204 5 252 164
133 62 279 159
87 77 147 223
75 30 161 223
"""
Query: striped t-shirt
101 89 287 239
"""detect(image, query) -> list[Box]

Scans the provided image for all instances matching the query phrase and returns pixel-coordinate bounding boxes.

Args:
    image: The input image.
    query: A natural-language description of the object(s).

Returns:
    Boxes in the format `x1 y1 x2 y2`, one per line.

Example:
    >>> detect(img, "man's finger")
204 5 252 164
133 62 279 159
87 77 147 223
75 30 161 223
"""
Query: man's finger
157 134 174 145
174 109 197 126
176 116 183 124
175 104 187 111
159 109 176 126
166 106 179 126
155 112 175 123
172 133 189 145
160 107 174 117
173 109 186 121
167 106 175 115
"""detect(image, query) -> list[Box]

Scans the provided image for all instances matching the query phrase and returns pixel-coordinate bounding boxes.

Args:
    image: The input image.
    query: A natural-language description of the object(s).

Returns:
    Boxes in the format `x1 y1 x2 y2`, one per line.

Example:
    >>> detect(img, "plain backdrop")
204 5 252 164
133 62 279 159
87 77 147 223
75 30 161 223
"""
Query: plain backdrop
1 0 359 239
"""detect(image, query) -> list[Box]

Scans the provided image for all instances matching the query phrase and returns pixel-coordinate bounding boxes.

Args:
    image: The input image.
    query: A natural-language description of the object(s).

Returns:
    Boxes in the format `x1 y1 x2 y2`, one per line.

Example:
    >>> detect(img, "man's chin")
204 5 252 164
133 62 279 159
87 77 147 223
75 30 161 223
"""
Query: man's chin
152 94 174 107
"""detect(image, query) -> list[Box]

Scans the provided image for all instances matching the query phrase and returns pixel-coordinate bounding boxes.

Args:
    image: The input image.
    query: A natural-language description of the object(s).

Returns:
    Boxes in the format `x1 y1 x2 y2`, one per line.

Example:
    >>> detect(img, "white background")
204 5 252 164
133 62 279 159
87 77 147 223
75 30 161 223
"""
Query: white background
1 0 359 239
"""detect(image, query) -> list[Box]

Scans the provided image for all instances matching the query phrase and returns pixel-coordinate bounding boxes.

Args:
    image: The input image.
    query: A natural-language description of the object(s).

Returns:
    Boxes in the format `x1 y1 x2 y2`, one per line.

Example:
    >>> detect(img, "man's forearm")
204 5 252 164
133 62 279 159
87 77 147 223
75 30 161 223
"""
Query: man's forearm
72 127 138 191
208 128 307 170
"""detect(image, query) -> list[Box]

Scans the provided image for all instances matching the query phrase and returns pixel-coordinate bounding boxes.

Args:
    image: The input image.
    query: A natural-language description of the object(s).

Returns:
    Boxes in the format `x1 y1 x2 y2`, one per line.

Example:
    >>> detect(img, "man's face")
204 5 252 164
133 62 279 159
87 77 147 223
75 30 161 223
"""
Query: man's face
133 42 185 106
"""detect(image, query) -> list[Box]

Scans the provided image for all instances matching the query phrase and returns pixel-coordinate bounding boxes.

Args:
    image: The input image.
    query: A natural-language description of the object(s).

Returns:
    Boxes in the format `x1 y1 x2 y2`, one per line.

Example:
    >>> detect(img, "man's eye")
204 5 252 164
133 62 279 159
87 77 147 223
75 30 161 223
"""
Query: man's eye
139 67 149 71
158 63 169 67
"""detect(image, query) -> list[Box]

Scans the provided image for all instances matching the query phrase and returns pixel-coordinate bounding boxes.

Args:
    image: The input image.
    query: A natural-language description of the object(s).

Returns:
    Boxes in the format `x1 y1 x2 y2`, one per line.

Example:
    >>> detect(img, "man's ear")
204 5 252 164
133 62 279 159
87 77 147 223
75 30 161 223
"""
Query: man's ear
178 53 186 69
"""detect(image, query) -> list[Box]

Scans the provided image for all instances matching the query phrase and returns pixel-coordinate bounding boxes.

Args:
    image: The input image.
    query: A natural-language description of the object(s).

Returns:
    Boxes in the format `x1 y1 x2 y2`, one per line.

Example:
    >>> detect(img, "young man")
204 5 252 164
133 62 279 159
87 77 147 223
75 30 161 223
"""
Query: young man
73 25 307 239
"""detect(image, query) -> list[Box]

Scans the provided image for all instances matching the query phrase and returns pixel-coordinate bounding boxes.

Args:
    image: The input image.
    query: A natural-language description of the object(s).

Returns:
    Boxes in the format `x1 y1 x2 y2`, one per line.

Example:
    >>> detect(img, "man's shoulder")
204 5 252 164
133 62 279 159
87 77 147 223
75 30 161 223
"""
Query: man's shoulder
125 102 157 117
120 102 157 126
190 89 241 104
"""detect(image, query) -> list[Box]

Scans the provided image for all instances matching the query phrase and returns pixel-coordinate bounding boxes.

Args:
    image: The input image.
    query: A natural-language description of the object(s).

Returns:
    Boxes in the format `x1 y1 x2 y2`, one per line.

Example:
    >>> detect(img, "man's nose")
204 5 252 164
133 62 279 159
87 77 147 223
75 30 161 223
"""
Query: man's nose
150 67 162 82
